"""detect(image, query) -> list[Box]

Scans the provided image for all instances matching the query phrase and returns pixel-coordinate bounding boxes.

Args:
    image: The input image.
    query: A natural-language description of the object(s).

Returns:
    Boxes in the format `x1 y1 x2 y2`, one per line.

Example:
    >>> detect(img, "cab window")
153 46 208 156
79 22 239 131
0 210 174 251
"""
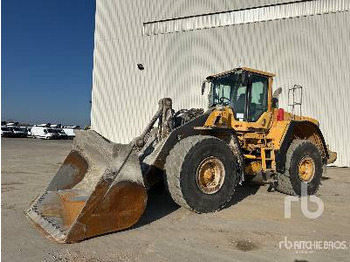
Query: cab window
248 75 268 122
232 85 247 119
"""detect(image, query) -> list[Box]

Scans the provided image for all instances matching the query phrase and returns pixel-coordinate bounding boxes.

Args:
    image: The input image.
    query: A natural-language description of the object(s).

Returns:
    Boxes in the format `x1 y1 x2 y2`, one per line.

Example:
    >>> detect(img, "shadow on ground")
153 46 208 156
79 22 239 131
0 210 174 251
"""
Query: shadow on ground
226 183 261 209
134 182 261 228
133 185 180 228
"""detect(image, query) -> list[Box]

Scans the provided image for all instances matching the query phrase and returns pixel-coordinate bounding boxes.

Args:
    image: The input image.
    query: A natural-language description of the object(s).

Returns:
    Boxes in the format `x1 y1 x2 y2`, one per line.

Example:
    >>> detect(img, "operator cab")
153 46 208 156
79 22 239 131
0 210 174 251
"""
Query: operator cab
204 68 274 122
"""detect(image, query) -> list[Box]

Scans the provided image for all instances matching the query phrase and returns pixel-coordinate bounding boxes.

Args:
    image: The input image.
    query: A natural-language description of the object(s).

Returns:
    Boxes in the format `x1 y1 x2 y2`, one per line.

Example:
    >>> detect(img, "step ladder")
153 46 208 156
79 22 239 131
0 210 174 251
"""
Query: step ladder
288 84 303 117
261 148 276 172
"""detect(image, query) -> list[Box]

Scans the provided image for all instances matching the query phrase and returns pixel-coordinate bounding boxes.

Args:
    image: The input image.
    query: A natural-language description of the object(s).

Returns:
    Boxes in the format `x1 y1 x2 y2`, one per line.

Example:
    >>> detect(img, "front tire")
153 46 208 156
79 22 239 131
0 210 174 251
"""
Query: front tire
275 140 323 195
165 135 238 213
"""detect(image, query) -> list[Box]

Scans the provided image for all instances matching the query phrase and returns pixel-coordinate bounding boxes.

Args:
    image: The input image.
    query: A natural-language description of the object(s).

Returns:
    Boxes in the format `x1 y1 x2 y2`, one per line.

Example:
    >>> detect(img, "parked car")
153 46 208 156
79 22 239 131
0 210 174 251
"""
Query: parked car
31 126 59 140
19 126 32 137
63 128 76 139
56 129 68 139
9 127 27 137
26 127 32 137
1 126 13 137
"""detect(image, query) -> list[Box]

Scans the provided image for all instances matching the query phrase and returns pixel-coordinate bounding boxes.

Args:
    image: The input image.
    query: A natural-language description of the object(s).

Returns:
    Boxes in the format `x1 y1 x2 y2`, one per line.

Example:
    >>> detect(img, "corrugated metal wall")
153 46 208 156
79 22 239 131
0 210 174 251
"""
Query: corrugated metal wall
91 0 350 166
143 0 349 35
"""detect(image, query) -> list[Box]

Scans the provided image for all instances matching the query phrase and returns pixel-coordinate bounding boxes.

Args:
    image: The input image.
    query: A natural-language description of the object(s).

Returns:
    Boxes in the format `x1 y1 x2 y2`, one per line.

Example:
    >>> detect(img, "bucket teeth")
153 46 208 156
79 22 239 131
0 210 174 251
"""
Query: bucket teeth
26 205 68 243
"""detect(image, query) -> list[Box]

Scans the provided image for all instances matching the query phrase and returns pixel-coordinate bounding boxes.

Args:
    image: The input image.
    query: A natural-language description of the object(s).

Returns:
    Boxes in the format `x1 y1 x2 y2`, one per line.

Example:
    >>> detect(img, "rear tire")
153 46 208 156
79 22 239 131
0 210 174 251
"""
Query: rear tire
275 139 323 195
165 135 238 213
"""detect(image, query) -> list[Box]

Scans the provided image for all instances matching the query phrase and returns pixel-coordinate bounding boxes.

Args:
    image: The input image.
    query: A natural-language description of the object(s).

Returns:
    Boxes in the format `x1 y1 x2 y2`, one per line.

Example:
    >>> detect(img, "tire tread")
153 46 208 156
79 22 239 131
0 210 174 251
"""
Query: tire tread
275 139 322 195
165 135 236 212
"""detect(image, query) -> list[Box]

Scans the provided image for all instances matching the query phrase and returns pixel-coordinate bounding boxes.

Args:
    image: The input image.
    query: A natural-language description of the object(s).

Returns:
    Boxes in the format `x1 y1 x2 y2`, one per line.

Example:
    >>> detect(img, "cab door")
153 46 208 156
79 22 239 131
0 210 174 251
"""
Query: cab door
247 74 269 121
245 74 272 129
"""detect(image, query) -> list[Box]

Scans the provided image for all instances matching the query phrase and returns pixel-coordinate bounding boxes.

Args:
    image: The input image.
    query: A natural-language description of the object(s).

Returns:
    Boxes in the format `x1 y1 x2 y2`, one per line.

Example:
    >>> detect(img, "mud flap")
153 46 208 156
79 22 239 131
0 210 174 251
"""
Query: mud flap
25 130 147 243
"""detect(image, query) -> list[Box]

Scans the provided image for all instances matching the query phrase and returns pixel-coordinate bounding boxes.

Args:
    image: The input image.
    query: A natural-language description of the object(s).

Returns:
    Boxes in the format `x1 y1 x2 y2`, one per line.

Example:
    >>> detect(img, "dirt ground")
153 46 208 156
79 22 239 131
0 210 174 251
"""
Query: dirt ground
1 137 350 261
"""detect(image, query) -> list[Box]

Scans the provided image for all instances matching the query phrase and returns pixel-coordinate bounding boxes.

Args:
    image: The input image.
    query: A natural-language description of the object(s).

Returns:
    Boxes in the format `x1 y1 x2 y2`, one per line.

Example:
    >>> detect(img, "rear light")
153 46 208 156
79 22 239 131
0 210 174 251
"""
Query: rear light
277 108 285 121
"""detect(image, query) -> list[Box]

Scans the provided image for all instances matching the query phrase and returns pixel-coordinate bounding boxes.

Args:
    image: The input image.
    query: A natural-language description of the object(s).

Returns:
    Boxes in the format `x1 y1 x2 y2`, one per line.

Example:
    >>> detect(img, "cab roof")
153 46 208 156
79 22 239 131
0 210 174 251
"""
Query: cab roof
206 67 275 80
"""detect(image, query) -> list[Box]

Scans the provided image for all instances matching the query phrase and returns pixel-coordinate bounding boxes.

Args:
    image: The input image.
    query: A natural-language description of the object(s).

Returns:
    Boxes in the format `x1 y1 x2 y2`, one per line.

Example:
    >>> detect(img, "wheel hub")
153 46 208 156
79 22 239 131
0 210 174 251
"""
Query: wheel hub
196 157 225 194
298 156 315 182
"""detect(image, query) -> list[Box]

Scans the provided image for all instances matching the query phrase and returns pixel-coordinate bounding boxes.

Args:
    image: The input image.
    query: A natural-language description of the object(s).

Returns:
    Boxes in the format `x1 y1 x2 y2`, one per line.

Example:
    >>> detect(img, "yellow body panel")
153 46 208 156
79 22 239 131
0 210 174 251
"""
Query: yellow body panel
201 67 324 175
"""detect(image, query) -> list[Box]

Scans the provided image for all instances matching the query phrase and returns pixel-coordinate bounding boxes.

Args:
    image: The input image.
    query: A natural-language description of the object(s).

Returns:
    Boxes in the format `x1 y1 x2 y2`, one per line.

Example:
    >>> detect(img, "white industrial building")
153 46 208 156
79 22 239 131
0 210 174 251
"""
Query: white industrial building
91 0 350 166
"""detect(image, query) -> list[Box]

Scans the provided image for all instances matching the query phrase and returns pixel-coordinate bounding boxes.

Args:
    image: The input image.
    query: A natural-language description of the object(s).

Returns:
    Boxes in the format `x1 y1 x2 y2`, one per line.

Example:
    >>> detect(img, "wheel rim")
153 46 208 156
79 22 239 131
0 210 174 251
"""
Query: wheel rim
298 156 315 182
196 157 225 194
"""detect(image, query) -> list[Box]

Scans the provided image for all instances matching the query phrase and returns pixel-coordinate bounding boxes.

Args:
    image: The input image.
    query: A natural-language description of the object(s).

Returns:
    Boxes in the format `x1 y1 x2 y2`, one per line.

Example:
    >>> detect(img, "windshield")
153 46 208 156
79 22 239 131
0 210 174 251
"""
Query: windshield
12 127 21 131
209 73 247 116
2 127 10 131
209 72 269 122
47 129 58 133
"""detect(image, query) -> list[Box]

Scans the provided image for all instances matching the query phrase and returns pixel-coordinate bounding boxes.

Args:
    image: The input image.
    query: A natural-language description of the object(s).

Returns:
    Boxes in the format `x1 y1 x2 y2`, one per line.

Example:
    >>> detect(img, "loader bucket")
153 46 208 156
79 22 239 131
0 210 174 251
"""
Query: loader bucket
25 130 147 243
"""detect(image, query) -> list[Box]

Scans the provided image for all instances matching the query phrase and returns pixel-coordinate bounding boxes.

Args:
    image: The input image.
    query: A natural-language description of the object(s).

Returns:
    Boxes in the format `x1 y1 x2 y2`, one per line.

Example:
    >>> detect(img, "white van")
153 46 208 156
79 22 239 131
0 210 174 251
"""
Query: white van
31 126 59 140
63 128 77 139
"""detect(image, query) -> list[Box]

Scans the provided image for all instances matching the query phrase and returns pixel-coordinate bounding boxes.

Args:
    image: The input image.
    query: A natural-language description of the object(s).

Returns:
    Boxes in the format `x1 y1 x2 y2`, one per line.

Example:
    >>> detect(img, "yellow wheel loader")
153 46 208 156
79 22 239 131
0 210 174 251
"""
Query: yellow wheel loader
26 67 336 243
